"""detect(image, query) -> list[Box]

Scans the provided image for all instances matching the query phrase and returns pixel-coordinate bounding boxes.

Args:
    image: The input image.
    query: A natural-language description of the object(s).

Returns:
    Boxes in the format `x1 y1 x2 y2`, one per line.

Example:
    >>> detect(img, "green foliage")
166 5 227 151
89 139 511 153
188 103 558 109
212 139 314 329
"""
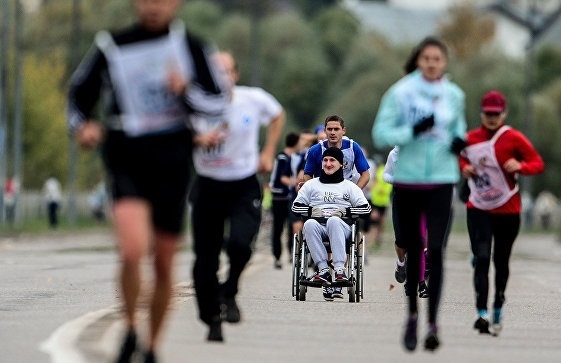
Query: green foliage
438 3 495 60
311 7 361 68
268 47 330 125
180 0 224 41
11 0 561 197
22 53 69 189
450 53 525 130
215 14 252 74
292 0 338 17
531 81 561 194
257 12 328 126
535 45 561 91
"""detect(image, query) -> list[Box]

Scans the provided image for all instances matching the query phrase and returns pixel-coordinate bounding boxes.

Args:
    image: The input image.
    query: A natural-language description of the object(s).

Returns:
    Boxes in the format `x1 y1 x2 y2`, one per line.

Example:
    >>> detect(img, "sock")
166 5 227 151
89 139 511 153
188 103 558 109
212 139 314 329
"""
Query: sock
397 259 405 266
478 309 489 320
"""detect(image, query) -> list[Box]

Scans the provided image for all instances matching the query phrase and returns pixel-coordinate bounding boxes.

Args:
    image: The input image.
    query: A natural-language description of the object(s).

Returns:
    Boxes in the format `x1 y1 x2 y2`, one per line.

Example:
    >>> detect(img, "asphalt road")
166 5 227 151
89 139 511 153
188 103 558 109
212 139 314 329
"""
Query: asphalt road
1 225 560 363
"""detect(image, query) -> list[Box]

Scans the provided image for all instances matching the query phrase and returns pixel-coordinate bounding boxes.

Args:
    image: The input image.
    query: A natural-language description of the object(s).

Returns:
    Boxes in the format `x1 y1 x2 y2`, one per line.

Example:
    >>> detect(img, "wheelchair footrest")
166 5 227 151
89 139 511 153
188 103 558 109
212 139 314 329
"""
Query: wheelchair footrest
299 279 324 288
331 280 354 287
299 278 354 288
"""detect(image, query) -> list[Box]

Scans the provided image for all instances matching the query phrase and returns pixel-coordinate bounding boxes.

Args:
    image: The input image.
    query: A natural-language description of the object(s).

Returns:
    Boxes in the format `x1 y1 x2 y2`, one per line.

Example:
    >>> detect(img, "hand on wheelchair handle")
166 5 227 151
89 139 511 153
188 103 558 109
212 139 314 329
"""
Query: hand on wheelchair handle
330 208 347 218
310 207 323 218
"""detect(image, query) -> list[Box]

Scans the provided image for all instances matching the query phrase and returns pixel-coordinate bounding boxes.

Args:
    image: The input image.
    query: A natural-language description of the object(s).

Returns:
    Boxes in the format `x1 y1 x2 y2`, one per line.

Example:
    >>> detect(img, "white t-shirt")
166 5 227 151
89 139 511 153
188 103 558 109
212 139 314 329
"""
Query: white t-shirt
191 85 282 181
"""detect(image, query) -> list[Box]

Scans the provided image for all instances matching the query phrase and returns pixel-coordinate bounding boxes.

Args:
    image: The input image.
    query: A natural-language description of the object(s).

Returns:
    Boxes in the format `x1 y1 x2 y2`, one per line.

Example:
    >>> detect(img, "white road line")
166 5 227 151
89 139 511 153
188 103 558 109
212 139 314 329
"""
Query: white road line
40 306 121 363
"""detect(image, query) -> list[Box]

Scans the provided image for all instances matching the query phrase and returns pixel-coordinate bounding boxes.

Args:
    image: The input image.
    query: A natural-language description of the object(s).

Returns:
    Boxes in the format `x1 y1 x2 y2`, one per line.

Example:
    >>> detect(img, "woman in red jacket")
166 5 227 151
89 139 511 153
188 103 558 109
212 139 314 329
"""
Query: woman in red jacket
459 90 544 337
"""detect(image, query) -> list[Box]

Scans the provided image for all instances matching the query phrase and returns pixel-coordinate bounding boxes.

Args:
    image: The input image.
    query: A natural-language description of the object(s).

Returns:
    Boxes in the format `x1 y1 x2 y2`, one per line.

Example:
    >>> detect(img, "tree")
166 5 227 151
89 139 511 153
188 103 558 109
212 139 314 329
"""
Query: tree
438 3 495 60
312 6 361 68
292 0 337 18
22 53 68 189
13 0 561 197
258 12 329 126
531 80 561 195
180 0 224 41
535 45 561 92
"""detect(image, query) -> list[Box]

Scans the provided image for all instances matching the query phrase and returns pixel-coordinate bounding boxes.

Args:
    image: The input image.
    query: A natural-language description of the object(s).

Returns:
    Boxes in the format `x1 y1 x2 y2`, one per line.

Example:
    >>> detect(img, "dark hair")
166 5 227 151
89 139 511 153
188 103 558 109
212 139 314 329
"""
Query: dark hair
285 132 300 147
403 36 448 74
323 114 345 129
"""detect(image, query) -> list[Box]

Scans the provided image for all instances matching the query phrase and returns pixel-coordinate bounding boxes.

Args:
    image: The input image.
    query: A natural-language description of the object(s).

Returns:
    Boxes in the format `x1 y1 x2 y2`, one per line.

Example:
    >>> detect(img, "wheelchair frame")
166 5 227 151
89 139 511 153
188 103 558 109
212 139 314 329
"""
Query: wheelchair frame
291 217 365 303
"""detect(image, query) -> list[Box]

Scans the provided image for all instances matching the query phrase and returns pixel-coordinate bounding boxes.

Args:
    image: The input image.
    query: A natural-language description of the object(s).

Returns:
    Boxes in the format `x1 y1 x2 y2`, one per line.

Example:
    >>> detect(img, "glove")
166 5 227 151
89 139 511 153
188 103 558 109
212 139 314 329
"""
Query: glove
310 207 323 218
450 137 467 155
413 114 435 136
330 208 347 218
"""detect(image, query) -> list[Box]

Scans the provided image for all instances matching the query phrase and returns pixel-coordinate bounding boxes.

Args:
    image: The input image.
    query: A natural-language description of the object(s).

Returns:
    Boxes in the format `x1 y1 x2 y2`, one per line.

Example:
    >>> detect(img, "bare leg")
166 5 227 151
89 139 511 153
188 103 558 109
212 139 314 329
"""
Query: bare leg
113 199 152 332
148 231 179 350
395 245 407 263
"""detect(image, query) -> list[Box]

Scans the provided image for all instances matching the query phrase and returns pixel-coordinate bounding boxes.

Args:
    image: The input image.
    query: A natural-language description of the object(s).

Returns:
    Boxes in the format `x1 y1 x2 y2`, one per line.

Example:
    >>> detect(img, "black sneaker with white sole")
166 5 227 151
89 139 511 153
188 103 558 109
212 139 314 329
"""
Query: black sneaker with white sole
395 262 406 283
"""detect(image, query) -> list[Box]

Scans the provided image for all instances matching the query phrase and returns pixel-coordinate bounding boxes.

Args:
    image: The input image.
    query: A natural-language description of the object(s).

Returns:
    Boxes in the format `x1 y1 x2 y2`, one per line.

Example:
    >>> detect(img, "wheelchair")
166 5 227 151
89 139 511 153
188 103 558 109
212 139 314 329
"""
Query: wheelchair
291 216 365 303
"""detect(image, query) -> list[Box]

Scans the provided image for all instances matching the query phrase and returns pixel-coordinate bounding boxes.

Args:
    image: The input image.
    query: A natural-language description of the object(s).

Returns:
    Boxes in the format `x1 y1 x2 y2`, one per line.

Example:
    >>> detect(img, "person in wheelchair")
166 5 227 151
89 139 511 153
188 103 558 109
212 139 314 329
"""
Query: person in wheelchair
292 147 371 292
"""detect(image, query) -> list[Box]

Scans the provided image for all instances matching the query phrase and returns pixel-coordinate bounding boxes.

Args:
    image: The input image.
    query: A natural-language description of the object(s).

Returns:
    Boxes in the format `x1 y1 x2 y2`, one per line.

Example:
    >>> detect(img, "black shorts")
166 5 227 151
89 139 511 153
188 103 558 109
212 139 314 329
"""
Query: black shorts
370 204 388 226
103 130 192 234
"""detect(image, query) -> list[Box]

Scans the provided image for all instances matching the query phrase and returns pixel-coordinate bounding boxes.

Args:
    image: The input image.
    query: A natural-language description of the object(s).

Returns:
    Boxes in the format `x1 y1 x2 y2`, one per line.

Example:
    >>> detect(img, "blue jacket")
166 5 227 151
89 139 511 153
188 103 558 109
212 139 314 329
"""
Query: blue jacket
372 70 466 184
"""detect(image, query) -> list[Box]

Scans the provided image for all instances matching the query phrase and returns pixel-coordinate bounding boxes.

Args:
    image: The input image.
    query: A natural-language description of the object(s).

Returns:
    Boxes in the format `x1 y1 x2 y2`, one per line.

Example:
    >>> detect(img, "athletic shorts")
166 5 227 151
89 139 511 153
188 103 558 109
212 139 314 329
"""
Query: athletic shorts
371 204 388 222
103 129 192 234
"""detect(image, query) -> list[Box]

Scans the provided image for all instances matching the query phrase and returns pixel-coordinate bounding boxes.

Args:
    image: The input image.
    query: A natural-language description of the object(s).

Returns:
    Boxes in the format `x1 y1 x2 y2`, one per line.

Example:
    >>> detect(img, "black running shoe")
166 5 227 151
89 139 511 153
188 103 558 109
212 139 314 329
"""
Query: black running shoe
395 262 407 283
424 327 440 351
403 316 418 352
115 329 137 363
221 297 241 323
473 317 491 334
144 350 157 363
418 281 429 298
207 321 224 342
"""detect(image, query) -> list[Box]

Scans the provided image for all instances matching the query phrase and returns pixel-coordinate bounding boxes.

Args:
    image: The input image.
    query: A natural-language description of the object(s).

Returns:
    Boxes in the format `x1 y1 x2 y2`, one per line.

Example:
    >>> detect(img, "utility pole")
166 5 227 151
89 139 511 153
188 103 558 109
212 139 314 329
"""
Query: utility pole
0 0 10 225
13 0 24 225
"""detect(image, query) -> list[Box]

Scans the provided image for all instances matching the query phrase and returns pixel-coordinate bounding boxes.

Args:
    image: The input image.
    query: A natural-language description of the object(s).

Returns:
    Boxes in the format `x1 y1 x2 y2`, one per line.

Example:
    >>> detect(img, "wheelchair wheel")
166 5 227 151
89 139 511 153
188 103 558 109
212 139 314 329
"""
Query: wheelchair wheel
297 231 307 301
358 236 365 300
291 233 300 298
298 283 307 301
355 234 364 302
348 240 357 303
297 256 307 301
348 227 363 303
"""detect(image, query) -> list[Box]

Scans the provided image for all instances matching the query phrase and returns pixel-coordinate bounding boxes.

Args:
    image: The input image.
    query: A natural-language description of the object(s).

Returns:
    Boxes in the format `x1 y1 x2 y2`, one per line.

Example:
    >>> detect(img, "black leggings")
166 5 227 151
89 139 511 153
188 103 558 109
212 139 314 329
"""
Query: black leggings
467 209 520 311
392 184 454 324
271 198 291 260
